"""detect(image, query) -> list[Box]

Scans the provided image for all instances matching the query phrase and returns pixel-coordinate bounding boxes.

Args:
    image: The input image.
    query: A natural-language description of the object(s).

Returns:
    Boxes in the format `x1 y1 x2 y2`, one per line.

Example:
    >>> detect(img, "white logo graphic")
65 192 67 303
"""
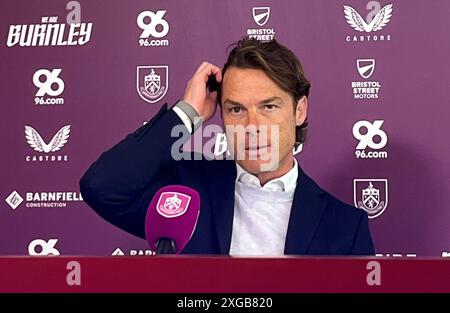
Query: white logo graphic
353 120 388 159
33 69 64 97
137 10 169 47
252 7 271 26
6 190 83 209
357 59 375 79
137 66 168 103
352 59 381 99
112 248 155 256
5 191 24 210
6 15 92 47
28 239 60 256
353 120 387 150
248 7 275 41
344 3 393 33
442 252 450 258
156 192 191 218
112 248 125 256
25 125 71 153
354 179 388 218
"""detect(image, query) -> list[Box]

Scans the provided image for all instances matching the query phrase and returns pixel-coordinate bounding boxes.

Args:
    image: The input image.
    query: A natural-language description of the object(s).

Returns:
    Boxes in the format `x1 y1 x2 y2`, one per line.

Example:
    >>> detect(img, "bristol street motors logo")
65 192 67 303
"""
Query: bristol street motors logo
25 125 71 162
357 59 375 79
156 192 191 218
344 2 393 42
247 7 275 41
137 66 168 103
253 7 270 26
354 179 388 218
352 59 382 100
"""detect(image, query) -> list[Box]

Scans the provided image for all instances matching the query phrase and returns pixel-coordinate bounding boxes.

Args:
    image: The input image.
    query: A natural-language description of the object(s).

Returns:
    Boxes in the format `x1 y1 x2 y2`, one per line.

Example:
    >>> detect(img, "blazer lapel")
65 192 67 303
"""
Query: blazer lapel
205 160 236 254
284 165 327 255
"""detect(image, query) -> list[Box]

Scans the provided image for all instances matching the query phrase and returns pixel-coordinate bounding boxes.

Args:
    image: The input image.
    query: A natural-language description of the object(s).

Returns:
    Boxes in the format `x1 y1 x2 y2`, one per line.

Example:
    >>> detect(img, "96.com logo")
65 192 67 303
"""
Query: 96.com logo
352 120 388 159
32 68 65 106
137 10 170 47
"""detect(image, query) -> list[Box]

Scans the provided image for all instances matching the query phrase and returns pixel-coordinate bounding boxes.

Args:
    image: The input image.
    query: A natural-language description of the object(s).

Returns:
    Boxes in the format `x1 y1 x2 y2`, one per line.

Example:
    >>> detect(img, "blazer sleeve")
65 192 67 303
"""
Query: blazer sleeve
79 103 191 238
349 212 376 255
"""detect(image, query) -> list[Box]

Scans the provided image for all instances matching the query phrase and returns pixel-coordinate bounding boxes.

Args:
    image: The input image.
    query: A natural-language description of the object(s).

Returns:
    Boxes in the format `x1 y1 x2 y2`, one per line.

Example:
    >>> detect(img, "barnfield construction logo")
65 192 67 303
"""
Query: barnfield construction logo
112 248 155 256
5 190 83 210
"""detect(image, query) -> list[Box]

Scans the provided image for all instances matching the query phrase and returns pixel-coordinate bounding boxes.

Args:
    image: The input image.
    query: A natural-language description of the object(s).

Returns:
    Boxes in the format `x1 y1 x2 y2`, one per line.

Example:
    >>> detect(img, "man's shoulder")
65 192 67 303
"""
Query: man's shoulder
302 170 366 222
321 189 365 221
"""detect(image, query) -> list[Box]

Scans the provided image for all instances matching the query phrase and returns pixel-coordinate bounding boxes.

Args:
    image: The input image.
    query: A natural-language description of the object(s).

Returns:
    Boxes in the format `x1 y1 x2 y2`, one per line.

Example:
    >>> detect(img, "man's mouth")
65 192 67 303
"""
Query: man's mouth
244 145 271 159
245 145 270 151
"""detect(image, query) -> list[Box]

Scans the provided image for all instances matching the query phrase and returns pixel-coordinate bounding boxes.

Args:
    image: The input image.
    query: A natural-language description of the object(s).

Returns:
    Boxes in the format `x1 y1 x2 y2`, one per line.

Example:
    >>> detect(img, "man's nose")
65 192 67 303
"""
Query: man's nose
245 110 262 134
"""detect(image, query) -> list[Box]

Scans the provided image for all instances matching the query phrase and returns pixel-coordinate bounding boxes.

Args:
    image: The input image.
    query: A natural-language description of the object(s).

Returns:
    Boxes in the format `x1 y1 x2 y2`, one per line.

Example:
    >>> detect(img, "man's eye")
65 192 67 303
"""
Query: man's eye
264 104 277 111
230 107 242 114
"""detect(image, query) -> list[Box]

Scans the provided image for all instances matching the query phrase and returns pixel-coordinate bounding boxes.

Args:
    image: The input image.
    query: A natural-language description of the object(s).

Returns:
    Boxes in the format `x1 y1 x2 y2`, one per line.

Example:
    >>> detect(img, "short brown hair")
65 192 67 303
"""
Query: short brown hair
218 38 311 145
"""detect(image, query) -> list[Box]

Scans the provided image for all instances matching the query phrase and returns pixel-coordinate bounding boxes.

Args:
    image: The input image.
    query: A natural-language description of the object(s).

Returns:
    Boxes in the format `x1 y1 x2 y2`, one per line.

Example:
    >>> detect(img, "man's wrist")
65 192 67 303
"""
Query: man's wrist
174 100 203 133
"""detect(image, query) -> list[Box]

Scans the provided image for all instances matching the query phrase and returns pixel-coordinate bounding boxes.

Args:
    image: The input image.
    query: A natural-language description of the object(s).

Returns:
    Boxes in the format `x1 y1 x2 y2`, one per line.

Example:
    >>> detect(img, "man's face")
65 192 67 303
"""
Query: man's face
221 67 307 174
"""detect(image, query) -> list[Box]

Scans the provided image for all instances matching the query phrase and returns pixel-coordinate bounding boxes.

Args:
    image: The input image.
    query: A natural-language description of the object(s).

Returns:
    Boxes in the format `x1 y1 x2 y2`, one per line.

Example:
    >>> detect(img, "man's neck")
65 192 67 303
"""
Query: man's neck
256 154 295 186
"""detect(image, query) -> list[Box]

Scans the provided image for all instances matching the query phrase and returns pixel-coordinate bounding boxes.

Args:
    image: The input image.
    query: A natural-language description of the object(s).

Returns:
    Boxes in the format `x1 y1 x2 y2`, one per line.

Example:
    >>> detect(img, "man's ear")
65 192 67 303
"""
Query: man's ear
295 96 308 126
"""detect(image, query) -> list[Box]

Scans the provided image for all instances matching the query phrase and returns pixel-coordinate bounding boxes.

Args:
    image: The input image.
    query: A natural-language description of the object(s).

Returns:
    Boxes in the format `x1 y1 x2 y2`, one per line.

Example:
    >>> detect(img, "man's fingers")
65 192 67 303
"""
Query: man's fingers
199 63 222 83
194 61 209 74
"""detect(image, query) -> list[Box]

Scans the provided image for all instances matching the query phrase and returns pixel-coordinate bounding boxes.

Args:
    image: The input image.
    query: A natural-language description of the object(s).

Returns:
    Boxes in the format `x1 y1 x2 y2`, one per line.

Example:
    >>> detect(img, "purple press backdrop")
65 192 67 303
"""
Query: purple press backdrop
1 0 449 256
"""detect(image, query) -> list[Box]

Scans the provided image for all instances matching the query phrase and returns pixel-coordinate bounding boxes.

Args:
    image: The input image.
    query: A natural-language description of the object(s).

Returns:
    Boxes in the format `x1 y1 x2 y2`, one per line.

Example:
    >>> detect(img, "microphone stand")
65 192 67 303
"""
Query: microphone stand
156 237 176 254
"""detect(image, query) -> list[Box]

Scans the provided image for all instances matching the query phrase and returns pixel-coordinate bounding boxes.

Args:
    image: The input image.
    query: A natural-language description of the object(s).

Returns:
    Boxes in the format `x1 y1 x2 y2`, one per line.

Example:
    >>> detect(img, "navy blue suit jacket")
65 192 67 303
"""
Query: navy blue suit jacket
80 104 375 255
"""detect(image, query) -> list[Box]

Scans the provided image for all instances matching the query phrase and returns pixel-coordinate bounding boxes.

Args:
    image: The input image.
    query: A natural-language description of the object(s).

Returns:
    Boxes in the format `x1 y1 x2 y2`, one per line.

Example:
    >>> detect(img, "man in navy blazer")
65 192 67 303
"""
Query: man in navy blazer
80 38 375 255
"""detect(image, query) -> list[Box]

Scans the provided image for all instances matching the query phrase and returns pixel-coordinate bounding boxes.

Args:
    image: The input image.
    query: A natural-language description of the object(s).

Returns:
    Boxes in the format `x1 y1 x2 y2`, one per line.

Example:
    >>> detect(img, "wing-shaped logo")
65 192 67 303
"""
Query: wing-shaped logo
252 7 270 26
344 4 393 32
25 125 71 153
357 59 376 79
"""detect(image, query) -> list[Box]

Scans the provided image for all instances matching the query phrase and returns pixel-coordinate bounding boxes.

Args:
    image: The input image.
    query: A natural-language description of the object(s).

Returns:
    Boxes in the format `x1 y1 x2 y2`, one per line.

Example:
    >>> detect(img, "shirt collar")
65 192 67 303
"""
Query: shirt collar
235 158 298 193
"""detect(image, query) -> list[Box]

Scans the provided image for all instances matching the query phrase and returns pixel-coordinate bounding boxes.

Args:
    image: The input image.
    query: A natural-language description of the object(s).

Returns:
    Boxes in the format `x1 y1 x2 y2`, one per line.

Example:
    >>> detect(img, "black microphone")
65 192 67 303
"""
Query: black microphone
207 74 220 92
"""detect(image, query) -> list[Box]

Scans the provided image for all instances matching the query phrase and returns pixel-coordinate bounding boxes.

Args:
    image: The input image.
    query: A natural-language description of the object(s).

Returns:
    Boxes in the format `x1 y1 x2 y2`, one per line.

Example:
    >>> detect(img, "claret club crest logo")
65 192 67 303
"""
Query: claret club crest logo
354 179 388 218
156 192 191 218
136 65 168 103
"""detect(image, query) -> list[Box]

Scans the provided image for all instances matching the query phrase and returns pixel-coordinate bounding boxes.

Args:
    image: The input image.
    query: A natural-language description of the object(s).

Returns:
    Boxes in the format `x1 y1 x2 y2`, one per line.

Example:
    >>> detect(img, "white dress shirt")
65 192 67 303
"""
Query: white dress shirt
230 159 298 256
